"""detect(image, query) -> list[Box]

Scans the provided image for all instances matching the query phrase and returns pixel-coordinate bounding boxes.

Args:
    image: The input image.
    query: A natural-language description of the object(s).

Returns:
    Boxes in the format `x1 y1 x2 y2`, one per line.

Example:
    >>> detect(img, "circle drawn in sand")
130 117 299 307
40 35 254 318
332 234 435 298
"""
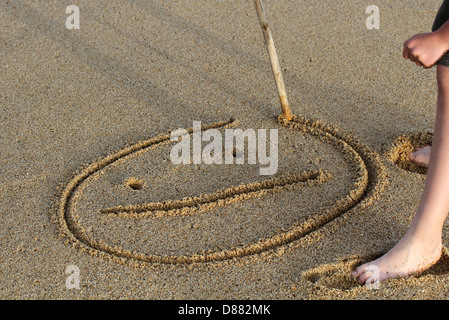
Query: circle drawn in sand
54 115 386 266
386 131 433 174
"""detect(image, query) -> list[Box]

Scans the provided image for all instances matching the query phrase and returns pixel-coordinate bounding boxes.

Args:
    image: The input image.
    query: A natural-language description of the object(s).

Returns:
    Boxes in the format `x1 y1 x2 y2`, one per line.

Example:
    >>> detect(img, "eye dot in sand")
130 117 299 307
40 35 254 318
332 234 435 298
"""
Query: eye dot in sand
125 177 145 190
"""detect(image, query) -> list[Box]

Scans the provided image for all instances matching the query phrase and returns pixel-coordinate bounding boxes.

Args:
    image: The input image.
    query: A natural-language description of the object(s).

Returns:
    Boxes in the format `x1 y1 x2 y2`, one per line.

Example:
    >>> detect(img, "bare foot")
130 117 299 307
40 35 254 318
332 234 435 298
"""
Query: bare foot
409 145 431 168
352 231 442 285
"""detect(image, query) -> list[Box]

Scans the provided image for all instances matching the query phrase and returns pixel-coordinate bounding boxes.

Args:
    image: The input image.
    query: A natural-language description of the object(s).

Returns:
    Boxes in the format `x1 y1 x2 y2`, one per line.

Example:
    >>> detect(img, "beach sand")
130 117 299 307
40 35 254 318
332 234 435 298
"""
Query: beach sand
1 0 449 299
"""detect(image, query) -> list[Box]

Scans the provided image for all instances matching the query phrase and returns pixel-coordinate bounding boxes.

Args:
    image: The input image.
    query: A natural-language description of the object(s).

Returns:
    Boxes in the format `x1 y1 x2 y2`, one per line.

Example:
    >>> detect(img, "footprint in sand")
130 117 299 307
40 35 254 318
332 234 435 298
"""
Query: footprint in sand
301 256 366 291
386 130 433 175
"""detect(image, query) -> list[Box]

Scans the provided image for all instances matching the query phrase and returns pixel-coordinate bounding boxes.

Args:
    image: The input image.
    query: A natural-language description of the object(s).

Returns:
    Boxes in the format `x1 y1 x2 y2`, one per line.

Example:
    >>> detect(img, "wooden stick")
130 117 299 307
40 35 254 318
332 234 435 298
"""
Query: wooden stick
254 0 293 120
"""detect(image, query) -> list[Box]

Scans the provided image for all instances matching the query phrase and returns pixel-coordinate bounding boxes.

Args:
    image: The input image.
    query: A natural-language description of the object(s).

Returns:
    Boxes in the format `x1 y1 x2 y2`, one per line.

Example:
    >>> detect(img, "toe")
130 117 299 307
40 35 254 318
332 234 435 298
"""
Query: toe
365 272 382 286
352 264 368 277
409 150 419 160
358 270 374 285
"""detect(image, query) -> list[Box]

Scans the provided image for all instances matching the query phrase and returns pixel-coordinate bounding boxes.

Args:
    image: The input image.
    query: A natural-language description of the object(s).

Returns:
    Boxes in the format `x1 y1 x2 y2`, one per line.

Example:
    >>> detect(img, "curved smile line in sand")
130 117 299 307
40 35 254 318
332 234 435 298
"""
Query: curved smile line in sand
100 170 331 219
54 115 387 266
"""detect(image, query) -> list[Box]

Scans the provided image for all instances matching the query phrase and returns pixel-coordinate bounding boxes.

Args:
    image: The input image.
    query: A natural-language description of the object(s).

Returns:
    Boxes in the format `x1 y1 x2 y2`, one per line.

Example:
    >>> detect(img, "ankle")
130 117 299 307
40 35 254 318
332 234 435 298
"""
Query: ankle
405 220 442 248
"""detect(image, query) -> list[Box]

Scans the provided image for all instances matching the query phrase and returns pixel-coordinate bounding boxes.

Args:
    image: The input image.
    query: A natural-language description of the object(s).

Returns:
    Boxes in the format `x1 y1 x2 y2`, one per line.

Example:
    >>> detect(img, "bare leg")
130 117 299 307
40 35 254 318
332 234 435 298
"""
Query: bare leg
353 65 449 284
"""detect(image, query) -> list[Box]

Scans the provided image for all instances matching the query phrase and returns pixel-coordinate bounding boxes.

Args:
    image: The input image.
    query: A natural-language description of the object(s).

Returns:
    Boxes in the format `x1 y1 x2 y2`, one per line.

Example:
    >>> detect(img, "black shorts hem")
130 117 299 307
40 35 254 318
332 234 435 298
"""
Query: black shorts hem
433 1 449 66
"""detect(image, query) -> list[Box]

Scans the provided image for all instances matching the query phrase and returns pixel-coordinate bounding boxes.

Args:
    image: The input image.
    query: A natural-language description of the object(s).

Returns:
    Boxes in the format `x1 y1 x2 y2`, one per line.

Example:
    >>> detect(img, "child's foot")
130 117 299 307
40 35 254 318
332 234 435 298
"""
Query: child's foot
352 231 442 285
409 145 431 168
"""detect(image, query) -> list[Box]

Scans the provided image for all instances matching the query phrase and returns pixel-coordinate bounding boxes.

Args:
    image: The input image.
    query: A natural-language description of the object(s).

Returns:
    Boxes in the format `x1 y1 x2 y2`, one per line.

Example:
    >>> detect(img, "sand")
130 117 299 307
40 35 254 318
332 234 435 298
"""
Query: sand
1 0 449 299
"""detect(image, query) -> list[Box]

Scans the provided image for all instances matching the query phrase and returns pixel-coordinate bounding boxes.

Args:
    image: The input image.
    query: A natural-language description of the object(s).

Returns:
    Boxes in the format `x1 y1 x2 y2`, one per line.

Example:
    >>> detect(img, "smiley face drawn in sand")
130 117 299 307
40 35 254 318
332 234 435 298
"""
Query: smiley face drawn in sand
54 115 388 267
